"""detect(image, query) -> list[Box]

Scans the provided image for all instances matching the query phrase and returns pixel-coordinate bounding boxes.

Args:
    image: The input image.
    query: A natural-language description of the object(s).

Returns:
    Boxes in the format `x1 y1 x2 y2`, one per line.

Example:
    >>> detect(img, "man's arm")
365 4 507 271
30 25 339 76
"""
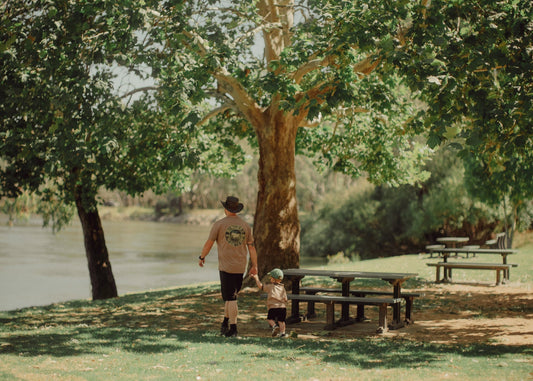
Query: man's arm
247 242 258 276
199 239 214 267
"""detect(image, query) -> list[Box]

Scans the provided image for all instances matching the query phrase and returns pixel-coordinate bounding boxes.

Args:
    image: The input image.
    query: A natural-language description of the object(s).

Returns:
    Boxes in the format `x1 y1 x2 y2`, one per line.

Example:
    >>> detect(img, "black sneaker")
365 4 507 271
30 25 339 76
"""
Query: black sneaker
225 324 238 337
220 322 229 336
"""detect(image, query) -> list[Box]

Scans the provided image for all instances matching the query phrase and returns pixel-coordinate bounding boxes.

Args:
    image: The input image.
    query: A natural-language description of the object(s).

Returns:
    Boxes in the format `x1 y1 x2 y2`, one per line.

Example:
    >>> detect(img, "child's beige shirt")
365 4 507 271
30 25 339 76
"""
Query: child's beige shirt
263 283 288 310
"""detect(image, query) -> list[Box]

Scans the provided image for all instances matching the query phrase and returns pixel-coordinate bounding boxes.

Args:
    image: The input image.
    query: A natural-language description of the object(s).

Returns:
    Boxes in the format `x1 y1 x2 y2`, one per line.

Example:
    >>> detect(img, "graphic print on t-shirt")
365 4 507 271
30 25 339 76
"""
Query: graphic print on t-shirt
225 225 246 247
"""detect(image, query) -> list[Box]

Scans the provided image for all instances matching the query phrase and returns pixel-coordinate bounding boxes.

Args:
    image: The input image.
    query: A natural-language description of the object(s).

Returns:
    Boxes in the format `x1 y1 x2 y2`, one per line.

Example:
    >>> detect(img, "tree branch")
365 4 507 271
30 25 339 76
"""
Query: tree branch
292 56 334 84
180 29 263 128
353 55 380 77
182 30 210 56
198 103 236 126
120 86 158 99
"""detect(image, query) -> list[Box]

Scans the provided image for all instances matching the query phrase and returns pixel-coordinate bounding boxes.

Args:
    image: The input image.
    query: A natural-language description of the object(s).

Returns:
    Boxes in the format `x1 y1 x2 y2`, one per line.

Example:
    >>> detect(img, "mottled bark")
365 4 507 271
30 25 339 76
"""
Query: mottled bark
253 112 300 276
75 188 118 300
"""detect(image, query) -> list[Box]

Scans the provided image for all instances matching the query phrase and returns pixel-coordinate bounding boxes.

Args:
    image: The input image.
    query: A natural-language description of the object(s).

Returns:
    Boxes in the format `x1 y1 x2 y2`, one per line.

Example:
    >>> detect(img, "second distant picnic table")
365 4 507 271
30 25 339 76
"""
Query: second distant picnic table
436 237 469 248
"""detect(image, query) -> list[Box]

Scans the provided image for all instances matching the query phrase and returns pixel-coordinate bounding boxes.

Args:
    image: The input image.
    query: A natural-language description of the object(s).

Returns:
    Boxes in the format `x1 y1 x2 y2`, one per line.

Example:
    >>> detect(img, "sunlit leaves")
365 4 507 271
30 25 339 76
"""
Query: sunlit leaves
0 0 211 222
396 0 533 225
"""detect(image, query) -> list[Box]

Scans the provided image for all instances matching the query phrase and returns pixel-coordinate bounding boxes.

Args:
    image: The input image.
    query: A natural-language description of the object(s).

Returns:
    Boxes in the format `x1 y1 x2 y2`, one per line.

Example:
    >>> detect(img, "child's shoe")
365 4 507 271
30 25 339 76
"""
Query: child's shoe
271 325 280 337
278 332 288 338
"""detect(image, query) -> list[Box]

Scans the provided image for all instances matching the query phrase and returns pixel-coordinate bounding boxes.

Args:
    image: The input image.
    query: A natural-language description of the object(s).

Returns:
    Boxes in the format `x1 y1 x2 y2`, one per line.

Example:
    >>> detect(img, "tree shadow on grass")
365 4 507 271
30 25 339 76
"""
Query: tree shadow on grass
2 324 531 371
1 284 531 370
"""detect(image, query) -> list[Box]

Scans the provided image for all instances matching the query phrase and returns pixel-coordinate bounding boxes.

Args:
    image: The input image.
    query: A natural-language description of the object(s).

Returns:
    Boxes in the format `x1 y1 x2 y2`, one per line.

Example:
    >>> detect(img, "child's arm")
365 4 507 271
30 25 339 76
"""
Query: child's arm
251 274 263 290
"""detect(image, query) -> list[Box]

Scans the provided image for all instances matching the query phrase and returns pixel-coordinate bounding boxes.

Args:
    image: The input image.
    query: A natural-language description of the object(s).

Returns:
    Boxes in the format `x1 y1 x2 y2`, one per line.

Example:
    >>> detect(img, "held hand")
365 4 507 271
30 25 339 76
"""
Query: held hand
198 256 205 267
249 265 258 276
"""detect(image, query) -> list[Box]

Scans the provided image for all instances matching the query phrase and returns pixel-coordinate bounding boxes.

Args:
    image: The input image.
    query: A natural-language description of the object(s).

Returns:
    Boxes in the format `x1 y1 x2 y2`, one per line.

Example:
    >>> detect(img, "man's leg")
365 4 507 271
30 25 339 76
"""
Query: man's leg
226 300 238 325
220 272 242 337
221 303 229 335
219 271 231 335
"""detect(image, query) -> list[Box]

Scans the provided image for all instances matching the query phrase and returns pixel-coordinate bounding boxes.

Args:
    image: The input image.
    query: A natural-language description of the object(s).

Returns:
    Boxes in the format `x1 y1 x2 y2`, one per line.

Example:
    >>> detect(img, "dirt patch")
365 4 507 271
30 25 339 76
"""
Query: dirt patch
222 282 533 345
23 281 527 347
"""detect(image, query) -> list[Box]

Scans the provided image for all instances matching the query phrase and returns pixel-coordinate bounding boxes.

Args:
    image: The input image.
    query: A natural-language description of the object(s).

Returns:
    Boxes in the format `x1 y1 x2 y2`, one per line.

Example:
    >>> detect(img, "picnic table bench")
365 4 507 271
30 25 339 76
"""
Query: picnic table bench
425 244 445 258
287 293 402 333
298 287 421 324
485 232 508 249
427 262 518 285
427 247 518 284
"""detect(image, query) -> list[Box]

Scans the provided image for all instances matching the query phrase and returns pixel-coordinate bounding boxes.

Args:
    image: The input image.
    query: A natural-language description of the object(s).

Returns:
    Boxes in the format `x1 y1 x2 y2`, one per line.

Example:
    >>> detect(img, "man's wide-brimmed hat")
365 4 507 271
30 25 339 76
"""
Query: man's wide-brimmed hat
221 196 244 213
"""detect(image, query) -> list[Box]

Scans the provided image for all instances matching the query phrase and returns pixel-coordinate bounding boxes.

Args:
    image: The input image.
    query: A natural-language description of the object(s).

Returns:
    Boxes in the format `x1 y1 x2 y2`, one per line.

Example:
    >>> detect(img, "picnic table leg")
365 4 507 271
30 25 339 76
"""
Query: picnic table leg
287 276 303 324
443 254 450 282
334 277 356 326
304 291 317 318
496 269 501 285
324 302 336 330
404 296 414 324
389 282 404 329
353 292 369 322
376 304 389 333
435 265 441 283
340 280 350 322
502 254 509 281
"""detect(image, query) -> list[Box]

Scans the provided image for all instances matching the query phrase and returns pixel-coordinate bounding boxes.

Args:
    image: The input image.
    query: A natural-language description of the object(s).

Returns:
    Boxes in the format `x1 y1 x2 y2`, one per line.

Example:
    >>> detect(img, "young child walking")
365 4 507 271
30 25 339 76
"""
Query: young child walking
252 268 288 338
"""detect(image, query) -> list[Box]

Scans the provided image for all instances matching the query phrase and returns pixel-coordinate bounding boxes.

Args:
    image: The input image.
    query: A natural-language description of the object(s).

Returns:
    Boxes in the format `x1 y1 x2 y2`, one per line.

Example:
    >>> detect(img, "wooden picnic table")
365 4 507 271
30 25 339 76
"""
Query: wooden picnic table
436 236 469 248
428 247 518 282
282 268 417 329
433 247 517 264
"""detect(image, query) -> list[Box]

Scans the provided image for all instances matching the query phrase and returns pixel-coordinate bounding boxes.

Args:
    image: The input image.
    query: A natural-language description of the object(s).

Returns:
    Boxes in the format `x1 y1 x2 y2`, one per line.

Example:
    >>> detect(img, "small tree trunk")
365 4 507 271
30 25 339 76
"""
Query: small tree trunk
75 188 118 300
253 116 300 276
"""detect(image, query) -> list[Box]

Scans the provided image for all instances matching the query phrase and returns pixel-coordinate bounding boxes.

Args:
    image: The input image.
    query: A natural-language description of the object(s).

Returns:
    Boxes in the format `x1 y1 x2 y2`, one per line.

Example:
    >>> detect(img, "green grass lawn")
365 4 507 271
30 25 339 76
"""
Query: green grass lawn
1 238 532 380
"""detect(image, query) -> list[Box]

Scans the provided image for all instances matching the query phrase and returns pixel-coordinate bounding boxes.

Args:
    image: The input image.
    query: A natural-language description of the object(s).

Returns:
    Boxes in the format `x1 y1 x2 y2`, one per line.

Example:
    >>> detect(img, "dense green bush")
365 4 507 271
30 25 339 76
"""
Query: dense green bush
300 149 506 259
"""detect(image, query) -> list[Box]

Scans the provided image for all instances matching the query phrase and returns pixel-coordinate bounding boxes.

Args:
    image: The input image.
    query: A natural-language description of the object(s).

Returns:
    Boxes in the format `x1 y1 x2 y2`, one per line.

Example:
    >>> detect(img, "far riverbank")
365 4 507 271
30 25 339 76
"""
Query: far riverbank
97 206 253 226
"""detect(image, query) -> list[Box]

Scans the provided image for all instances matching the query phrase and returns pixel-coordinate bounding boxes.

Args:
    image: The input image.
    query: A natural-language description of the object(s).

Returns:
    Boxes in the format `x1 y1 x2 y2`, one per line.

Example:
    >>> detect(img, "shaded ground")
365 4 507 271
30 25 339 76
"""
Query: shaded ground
227 283 533 346
2 281 531 348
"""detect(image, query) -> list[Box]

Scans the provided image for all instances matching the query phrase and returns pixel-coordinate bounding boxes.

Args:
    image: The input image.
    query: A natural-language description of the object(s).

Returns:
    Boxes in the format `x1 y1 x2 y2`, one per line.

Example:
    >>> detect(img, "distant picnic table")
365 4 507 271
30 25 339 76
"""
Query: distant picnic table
436 236 469 248
427 247 518 284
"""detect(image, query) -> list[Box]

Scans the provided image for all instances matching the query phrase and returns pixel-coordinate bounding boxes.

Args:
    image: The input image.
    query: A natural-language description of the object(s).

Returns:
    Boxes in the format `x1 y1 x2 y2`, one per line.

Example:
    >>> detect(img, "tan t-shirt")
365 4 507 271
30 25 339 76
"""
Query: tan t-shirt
263 283 288 310
208 215 253 274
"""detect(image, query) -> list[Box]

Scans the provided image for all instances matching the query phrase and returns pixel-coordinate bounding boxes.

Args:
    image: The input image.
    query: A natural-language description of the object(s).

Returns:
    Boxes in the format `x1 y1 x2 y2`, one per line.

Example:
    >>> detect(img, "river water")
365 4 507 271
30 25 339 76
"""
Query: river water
0 218 219 311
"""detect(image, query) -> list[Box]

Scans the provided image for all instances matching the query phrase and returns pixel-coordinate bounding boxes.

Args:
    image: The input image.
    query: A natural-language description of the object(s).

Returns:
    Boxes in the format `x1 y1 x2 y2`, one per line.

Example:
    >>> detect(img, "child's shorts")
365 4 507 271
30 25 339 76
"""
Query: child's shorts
267 308 286 322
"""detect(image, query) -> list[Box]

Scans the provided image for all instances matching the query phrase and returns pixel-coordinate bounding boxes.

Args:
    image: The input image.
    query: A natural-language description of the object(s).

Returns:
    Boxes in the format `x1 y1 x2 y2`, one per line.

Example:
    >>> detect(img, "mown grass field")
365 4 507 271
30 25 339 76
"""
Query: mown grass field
1 234 532 380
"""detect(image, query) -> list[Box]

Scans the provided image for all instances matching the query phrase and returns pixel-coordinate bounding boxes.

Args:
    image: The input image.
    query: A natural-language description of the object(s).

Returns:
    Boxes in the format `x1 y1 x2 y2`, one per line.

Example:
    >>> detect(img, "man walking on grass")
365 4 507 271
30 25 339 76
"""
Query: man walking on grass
198 196 258 337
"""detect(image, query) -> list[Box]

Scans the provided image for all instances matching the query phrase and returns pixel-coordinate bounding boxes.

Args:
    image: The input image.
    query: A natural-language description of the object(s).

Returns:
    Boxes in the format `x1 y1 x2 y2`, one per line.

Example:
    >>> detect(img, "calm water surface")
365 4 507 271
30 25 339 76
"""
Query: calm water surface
0 218 217 311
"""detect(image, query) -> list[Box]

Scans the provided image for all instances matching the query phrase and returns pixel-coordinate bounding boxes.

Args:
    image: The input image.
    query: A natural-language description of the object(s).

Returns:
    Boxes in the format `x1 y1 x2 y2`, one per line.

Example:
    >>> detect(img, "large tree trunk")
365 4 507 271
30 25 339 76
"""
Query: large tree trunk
253 114 300 276
75 188 118 300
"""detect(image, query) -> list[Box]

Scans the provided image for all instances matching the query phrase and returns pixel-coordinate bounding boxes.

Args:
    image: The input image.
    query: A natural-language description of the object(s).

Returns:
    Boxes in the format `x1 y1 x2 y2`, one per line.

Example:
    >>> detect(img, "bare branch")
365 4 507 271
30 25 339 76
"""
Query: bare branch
182 30 210 55
292 56 334 83
235 21 282 45
353 55 380 77
213 67 261 116
176 28 263 128
120 86 158 99
198 103 237 126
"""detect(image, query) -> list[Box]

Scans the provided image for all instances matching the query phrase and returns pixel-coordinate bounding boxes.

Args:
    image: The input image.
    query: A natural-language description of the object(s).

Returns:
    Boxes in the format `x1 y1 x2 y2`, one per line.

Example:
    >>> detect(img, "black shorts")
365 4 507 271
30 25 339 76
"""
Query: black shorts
267 308 286 322
219 271 243 301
